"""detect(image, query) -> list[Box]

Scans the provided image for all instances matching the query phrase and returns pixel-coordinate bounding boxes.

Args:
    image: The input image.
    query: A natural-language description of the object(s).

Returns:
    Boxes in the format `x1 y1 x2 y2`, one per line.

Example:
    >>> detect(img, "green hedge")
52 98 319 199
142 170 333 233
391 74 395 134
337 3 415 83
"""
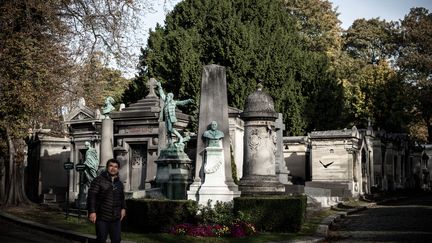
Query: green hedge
125 199 198 232
233 196 306 232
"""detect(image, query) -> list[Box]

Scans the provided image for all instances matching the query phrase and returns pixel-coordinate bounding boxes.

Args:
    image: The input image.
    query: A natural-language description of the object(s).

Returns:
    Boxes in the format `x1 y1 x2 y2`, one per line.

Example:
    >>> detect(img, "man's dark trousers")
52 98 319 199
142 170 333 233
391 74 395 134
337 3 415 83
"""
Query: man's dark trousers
96 219 121 243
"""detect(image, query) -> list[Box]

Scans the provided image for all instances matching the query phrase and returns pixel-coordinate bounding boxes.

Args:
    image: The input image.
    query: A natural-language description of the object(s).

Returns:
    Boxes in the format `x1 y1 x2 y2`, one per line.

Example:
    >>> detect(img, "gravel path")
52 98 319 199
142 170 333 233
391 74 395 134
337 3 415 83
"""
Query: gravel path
328 194 432 243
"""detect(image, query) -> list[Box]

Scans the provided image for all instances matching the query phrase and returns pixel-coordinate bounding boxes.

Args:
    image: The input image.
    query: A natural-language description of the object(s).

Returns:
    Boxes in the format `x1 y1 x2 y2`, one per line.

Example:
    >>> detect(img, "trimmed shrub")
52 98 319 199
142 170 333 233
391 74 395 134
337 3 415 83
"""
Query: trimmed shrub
125 199 198 232
196 200 235 226
233 195 306 232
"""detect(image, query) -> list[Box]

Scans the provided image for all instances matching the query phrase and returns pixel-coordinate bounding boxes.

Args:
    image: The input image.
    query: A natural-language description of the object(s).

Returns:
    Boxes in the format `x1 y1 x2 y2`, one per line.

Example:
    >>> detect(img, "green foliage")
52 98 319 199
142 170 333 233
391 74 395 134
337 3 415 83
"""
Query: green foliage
340 16 414 133
344 18 398 63
233 196 307 232
398 7 432 141
125 199 198 233
73 57 131 110
196 200 235 226
126 0 344 135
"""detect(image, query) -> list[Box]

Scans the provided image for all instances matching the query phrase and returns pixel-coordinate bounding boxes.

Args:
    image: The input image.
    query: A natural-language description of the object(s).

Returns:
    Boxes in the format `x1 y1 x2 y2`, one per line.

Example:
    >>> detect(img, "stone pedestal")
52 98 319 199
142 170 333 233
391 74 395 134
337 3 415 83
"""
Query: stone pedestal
238 84 285 196
189 146 241 205
155 145 193 200
100 119 114 170
239 121 285 196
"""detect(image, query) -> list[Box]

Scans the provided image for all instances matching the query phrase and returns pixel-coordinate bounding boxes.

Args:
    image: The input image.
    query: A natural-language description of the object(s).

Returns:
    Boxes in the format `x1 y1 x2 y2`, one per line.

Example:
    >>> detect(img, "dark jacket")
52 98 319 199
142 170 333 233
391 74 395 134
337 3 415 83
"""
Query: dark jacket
87 171 126 221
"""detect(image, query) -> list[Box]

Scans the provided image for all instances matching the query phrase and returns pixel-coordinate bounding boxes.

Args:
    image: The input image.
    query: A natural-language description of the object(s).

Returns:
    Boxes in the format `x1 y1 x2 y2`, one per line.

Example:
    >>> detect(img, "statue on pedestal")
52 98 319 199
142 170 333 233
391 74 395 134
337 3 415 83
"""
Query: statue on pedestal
202 121 225 175
156 81 193 147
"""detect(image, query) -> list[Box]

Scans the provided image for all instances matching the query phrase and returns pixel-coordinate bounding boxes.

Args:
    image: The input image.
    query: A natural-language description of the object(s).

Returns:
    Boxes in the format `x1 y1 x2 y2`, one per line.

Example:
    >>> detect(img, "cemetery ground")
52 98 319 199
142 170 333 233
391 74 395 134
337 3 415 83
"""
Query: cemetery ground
0 200 335 243
2 191 430 242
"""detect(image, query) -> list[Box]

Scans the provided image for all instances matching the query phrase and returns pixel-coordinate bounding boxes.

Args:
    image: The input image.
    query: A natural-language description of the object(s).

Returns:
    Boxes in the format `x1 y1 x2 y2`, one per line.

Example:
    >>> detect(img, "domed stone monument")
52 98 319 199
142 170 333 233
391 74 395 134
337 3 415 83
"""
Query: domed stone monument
239 83 285 196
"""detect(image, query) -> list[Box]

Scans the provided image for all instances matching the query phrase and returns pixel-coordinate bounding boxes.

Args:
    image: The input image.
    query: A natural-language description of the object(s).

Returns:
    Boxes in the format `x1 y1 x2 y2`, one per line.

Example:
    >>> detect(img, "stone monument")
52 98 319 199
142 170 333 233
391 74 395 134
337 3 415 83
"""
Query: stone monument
100 97 115 171
238 83 285 196
64 97 101 202
275 113 291 184
187 65 240 204
154 80 194 199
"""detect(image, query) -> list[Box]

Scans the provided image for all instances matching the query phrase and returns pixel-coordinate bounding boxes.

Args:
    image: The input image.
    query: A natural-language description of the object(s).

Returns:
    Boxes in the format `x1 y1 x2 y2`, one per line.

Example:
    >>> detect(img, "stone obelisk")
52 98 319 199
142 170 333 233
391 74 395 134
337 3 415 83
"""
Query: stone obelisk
187 64 240 204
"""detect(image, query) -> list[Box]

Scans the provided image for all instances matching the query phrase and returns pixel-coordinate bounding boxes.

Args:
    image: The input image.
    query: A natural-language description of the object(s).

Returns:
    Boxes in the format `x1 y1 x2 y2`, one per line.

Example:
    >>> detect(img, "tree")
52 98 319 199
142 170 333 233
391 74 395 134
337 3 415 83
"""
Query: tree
398 8 432 142
0 0 68 205
0 0 146 206
126 0 344 135
344 18 399 64
339 17 413 131
67 57 130 110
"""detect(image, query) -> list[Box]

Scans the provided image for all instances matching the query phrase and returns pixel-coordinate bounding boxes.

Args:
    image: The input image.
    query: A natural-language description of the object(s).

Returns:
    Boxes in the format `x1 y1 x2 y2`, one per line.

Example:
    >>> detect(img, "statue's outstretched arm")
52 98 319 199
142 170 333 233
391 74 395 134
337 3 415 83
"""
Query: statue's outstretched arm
156 81 166 100
176 98 194 106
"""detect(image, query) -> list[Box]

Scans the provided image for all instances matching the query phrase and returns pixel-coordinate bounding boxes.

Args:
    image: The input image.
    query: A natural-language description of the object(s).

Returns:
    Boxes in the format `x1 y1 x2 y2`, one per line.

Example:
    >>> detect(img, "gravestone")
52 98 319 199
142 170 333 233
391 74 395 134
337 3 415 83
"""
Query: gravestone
187 65 240 204
275 113 290 184
100 98 115 171
238 84 285 196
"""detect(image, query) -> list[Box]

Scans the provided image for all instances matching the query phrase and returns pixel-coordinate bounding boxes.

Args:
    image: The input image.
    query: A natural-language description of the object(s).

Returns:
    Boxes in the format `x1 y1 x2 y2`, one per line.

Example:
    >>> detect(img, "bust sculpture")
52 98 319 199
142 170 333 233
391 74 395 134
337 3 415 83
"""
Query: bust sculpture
101 96 115 119
203 121 224 147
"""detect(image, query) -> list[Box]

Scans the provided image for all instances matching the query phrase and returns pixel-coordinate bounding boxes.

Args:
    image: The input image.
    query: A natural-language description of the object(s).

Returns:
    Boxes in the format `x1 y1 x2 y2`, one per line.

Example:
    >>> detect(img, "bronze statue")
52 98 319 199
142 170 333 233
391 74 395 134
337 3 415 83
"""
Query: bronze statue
203 121 224 147
156 81 193 146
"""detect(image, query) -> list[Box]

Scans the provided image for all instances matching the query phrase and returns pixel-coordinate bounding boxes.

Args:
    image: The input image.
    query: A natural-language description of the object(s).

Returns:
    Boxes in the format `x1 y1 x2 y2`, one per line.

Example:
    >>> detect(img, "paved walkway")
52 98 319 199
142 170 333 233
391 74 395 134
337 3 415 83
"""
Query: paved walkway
0 217 79 243
328 193 432 242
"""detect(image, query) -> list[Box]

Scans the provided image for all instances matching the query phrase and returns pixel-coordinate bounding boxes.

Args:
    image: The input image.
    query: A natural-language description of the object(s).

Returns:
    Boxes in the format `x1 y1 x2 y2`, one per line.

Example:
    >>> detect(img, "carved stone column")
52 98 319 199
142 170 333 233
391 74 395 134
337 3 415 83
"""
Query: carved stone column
239 84 285 196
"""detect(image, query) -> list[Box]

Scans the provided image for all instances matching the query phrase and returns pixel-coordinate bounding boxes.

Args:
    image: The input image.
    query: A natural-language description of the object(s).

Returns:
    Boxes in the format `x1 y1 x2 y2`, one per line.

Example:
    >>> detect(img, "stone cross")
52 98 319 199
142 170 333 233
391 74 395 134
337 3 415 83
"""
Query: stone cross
146 78 158 98
275 113 290 184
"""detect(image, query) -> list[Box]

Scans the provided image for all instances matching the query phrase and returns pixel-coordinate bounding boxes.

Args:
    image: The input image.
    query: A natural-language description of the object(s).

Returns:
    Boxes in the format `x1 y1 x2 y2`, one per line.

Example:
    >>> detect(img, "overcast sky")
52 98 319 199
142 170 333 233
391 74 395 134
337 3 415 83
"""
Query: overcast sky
145 0 432 32
331 0 432 29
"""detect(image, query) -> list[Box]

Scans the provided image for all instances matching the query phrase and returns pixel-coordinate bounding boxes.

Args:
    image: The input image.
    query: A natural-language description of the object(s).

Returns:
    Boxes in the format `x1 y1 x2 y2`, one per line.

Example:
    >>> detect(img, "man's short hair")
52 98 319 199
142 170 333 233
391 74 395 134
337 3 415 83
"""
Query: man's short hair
106 158 120 168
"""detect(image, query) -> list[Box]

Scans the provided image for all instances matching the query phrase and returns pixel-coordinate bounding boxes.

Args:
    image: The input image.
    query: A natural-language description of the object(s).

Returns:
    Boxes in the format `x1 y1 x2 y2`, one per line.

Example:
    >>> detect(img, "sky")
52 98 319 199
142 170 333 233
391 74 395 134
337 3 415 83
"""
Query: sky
331 0 432 29
144 0 432 33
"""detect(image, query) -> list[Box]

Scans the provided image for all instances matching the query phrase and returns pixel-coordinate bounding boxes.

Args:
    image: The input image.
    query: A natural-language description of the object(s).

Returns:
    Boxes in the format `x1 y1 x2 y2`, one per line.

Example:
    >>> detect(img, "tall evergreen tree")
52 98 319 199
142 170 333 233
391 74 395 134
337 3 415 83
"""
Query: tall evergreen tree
127 0 344 135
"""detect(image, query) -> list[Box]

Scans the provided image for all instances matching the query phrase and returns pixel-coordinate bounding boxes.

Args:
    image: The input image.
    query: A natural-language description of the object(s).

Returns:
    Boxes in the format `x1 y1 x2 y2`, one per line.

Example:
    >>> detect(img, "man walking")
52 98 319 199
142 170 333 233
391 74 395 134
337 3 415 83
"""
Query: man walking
87 159 126 243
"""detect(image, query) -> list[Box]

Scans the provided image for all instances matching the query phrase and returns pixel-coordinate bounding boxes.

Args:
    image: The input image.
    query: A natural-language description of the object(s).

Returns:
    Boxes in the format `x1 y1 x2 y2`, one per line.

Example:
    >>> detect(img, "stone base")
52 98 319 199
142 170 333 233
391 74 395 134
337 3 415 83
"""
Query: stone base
187 180 241 206
305 181 357 197
155 146 193 200
277 170 292 185
239 175 285 197
285 184 305 194
125 190 146 199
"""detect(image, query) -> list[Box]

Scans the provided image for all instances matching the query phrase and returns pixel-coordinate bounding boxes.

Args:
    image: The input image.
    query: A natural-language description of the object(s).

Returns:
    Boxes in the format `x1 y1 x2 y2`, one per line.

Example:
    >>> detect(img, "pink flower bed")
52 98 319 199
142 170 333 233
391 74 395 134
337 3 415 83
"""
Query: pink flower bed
169 221 256 238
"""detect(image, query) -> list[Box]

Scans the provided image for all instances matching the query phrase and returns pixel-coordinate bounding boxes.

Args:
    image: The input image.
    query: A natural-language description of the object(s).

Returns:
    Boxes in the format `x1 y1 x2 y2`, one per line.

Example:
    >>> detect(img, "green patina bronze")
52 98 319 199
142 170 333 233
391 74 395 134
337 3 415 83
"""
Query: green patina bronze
101 96 115 119
156 81 193 148
203 121 224 147
83 141 99 186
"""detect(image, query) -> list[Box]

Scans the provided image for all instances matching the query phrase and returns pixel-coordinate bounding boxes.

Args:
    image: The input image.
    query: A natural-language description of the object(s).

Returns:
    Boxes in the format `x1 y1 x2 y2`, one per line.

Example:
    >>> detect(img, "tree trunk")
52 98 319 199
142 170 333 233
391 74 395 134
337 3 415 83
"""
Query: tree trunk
428 119 432 144
3 128 31 206
0 156 5 202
